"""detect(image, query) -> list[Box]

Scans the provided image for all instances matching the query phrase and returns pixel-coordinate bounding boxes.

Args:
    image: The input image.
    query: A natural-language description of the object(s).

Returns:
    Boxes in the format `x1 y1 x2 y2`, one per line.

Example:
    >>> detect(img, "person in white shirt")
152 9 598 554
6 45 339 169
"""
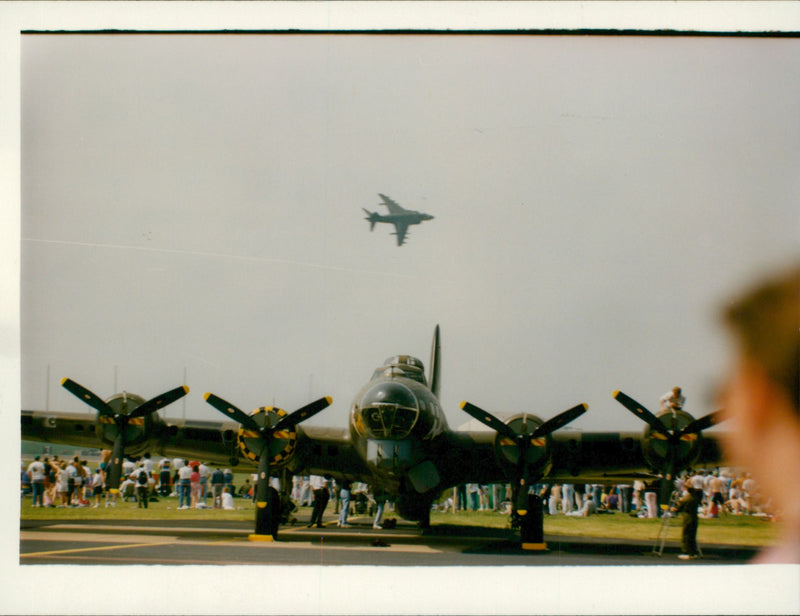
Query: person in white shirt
122 457 136 477
117 477 136 502
142 453 155 474
221 487 235 510
56 462 70 507
27 456 46 507
67 459 79 505
177 461 193 509
659 387 685 413
198 462 210 506
92 468 104 508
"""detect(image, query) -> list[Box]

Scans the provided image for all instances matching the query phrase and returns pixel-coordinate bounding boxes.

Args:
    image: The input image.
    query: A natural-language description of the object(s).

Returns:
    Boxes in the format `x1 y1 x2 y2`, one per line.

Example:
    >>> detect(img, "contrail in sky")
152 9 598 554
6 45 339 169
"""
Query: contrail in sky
23 237 412 279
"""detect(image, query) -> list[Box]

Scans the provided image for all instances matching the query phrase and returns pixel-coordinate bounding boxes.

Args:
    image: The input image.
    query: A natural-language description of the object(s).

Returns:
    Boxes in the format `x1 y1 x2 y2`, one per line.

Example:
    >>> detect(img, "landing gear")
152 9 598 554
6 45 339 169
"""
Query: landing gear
518 493 547 551
418 509 431 530
251 486 281 541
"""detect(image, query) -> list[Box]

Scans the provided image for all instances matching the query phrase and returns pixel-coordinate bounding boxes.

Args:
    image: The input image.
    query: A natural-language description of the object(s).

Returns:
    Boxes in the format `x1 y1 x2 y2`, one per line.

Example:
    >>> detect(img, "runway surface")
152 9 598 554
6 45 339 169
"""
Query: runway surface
20 514 759 566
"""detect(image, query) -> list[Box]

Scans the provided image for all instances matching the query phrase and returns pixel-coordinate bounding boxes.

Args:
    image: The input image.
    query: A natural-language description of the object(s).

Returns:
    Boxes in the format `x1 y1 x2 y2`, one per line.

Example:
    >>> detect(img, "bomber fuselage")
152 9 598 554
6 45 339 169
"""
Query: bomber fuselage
348 355 448 503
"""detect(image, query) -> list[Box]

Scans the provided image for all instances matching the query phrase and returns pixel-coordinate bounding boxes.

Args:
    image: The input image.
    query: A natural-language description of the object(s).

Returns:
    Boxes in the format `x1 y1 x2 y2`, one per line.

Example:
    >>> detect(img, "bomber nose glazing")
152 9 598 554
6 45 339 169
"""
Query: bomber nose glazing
358 382 420 439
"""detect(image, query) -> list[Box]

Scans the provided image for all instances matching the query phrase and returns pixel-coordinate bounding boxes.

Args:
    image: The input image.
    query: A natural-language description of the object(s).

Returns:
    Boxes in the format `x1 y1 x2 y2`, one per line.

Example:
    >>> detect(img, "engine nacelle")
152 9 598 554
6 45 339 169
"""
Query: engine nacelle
494 413 553 481
95 392 156 455
641 409 703 473
237 406 299 468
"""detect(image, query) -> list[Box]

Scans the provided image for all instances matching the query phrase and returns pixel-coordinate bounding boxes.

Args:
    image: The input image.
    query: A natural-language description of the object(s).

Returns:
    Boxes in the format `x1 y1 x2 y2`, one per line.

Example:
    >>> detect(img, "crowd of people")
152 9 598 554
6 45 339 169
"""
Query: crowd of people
21 452 247 510
22 454 102 508
20 454 395 528
21 453 768 521
523 469 770 520
289 474 392 529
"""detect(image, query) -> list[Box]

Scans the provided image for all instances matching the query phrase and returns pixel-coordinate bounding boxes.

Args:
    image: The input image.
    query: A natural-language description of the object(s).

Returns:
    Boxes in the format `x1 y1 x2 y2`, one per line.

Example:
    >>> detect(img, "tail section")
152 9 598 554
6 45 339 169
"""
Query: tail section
429 324 441 399
362 208 378 231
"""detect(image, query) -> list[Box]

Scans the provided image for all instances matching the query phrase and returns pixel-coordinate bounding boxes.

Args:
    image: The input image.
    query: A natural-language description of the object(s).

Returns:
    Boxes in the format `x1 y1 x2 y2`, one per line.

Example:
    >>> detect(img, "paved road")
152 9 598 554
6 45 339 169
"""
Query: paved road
20 515 759 566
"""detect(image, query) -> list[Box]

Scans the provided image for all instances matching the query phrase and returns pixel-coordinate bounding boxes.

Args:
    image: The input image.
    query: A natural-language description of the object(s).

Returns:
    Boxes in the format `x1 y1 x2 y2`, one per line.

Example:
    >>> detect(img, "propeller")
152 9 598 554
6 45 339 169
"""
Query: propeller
460 401 587 514
61 378 189 493
612 390 722 506
204 393 332 536
678 410 722 436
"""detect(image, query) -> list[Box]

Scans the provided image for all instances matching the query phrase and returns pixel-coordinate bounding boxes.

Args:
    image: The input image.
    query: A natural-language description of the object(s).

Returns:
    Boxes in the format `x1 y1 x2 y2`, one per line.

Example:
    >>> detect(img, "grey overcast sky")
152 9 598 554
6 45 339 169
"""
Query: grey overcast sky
20 33 800 433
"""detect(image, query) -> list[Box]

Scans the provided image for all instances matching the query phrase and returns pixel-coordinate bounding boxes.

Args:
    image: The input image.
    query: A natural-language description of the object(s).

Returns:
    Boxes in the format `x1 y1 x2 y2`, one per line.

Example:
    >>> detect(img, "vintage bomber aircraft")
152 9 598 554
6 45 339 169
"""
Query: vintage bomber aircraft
362 193 434 246
21 325 723 545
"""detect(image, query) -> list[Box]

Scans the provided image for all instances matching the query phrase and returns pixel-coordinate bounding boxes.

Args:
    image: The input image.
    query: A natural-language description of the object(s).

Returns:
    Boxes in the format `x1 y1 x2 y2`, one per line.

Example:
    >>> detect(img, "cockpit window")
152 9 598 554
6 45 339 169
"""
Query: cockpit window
362 404 418 438
371 355 427 384
357 381 420 439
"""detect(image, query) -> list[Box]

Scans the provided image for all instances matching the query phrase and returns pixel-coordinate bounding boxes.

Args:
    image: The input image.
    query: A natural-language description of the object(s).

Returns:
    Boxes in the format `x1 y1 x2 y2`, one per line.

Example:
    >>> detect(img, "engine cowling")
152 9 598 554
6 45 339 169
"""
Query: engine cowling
237 406 299 468
641 409 703 473
95 392 155 455
494 413 553 480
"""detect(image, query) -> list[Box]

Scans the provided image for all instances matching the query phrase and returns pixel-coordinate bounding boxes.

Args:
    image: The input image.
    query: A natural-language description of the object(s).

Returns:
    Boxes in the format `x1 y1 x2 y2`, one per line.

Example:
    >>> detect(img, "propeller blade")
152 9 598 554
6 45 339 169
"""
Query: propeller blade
203 393 261 432
677 410 723 438
532 403 588 438
460 401 518 440
130 385 190 419
105 431 126 493
61 378 114 416
612 391 672 438
660 450 680 510
273 396 333 432
254 449 271 505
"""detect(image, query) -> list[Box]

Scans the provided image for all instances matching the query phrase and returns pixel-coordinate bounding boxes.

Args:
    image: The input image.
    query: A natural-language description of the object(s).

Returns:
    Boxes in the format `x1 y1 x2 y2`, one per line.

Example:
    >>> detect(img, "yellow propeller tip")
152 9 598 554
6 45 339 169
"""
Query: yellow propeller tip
183 385 190 394
60 377 69 385
325 396 333 405
459 401 467 409
203 392 211 401
612 390 620 398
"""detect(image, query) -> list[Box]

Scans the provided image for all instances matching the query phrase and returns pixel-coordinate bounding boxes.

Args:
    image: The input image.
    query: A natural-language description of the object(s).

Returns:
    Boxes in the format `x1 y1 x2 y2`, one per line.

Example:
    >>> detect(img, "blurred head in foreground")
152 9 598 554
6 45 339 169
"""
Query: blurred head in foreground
720 263 800 563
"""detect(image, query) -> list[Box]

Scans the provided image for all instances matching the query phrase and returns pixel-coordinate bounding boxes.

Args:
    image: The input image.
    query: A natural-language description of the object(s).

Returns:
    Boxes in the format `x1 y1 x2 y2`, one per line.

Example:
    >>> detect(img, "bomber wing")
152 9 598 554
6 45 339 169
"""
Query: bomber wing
438 426 723 487
21 408 371 481
378 193 409 215
23 409 246 465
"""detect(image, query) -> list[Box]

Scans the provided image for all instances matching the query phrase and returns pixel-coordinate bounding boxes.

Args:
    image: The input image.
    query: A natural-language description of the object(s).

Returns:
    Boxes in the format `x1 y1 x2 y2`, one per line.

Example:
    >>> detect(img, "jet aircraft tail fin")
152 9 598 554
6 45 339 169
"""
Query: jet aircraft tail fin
362 208 378 231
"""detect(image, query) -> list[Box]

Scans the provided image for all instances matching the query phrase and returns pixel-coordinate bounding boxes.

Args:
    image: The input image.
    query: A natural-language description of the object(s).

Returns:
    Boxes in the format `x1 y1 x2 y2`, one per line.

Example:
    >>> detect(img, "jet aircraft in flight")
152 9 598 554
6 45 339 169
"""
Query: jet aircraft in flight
362 193 434 246
21 326 723 545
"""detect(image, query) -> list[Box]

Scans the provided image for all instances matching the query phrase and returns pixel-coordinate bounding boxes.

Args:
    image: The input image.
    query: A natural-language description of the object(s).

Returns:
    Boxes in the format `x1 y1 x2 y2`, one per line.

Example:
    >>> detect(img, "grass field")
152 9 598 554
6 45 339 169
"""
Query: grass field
19 494 780 548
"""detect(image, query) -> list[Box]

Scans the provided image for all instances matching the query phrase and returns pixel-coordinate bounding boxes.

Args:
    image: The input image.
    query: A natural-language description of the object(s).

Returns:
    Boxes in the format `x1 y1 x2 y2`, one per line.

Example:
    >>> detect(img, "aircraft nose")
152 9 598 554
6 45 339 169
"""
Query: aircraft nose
358 382 420 439
360 381 416 408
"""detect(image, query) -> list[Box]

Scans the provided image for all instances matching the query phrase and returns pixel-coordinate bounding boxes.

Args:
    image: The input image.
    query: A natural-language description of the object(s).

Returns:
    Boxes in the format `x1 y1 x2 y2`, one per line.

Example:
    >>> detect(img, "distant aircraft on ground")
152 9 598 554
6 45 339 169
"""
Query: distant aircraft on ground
21 326 723 546
362 193 434 246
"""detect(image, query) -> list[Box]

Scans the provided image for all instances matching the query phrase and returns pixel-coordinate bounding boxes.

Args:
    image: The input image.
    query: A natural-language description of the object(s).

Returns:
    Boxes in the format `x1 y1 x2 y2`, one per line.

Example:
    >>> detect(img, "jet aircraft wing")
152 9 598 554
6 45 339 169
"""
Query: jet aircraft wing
392 221 410 246
378 193 409 215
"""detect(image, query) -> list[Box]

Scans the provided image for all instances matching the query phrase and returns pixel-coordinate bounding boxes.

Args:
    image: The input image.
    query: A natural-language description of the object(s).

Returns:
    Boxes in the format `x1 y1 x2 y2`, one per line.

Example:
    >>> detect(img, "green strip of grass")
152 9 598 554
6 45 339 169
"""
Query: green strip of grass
429 509 780 547
20 496 779 547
